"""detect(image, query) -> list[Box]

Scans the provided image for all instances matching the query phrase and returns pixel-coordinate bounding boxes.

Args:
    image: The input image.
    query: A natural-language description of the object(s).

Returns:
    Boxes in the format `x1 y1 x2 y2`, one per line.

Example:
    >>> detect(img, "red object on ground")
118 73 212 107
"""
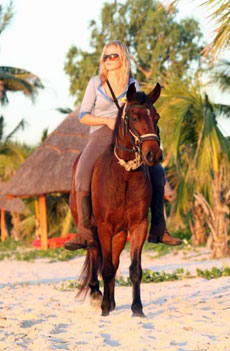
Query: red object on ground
32 233 76 249
32 233 132 249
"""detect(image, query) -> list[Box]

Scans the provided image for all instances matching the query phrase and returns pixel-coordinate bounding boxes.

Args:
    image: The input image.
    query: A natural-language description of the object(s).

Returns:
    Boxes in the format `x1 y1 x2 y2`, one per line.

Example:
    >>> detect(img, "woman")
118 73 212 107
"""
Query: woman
64 40 181 251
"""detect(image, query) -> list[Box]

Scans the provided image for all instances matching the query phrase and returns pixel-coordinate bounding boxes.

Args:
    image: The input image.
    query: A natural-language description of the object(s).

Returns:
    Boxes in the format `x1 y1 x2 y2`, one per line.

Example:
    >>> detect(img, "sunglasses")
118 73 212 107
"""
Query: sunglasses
103 53 119 62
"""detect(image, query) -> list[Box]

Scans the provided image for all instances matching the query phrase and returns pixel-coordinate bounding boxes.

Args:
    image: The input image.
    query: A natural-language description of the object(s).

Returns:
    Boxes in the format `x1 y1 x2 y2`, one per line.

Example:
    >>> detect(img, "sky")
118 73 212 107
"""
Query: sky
0 0 230 145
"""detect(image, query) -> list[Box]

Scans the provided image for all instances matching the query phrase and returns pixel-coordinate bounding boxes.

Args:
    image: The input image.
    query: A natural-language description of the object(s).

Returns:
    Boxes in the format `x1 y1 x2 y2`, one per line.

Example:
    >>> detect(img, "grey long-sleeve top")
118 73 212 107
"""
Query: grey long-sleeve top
79 75 140 134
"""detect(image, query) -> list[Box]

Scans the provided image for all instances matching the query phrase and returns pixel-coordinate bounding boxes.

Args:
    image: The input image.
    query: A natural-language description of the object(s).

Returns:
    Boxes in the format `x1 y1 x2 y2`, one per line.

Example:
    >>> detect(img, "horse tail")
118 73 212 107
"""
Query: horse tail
69 153 81 227
76 243 103 299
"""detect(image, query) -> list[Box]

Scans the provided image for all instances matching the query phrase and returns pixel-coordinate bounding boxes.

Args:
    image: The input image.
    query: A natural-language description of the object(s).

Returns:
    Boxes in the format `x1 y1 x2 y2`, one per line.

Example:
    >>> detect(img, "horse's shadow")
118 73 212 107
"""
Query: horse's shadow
115 302 164 319
101 334 121 347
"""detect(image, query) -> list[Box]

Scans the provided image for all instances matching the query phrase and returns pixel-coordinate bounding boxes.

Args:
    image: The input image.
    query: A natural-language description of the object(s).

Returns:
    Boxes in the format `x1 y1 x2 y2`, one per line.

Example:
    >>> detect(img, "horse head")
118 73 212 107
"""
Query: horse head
122 82 162 167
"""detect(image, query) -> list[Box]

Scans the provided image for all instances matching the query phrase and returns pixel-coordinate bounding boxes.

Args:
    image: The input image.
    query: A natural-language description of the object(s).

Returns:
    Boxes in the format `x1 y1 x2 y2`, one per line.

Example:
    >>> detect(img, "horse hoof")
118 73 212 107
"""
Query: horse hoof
90 291 102 309
101 310 110 317
132 311 146 318
109 305 116 312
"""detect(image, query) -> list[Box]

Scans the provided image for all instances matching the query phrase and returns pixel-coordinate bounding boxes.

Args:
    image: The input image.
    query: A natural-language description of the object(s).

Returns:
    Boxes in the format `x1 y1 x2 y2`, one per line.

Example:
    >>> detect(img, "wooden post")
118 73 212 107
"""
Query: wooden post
39 194 48 250
1 209 8 242
11 212 20 241
34 197 40 222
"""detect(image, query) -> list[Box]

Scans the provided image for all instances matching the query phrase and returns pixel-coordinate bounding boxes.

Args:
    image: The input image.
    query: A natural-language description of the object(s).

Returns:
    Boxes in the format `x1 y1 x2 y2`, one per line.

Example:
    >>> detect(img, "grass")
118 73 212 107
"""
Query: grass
142 228 192 257
55 265 230 291
0 237 24 251
0 227 192 262
1 234 184 262
125 239 177 257
196 265 230 280
142 241 172 257
0 238 85 262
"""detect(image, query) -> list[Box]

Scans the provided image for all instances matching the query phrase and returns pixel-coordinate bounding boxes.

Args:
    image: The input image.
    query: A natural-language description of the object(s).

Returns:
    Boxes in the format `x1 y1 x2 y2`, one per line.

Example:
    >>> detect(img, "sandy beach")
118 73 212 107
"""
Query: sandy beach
1 248 230 351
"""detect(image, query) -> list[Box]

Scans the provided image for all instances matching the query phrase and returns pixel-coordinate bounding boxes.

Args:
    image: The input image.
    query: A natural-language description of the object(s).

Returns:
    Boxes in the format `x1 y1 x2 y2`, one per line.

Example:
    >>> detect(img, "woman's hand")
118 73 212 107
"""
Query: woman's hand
105 118 116 130
80 114 116 130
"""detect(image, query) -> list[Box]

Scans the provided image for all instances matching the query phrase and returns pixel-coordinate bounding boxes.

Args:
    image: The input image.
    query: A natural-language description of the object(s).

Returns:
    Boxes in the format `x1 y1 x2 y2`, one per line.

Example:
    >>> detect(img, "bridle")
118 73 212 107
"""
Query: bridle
114 103 160 171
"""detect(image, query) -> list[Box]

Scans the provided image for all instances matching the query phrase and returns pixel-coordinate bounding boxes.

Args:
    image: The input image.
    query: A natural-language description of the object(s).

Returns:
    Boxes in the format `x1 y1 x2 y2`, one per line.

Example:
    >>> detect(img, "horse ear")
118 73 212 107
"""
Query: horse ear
148 83 161 104
126 82 136 101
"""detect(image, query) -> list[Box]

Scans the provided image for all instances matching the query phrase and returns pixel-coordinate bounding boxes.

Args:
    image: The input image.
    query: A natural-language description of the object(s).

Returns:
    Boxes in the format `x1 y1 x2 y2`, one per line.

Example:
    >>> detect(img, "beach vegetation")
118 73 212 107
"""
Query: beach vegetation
0 238 83 261
54 265 230 291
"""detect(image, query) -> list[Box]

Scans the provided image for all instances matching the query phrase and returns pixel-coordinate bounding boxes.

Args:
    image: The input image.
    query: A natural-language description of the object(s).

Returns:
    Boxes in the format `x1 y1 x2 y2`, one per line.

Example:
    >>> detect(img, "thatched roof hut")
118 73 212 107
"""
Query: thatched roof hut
6 108 89 197
0 181 25 213
0 181 26 242
5 108 89 248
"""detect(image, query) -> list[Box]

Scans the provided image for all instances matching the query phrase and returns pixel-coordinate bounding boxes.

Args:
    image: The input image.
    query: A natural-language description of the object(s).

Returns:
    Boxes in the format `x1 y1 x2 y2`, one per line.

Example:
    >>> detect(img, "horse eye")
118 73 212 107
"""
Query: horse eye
131 116 137 122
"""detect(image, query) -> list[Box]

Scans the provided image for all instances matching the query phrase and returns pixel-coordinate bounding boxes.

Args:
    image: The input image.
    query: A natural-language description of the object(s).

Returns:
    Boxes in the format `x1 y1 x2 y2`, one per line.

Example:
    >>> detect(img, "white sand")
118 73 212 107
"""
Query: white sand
0 247 230 351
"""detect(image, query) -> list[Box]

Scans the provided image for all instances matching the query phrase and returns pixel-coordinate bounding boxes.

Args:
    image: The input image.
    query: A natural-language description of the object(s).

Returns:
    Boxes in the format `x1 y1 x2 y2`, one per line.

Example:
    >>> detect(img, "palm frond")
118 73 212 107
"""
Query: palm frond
201 0 230 61
4 119 26 142
0 1 13 35
0 142 34 180
0 66 44 105
0 66 44 88
210 59 230 92
56 107 73 114
41 128 49 142
0 115 27 144
214 103 230 117
0 115 4 142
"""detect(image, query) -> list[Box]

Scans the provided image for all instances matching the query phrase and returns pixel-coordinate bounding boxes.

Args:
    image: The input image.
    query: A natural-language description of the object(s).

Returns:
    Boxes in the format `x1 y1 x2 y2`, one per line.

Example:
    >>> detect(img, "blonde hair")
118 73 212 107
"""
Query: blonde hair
99 40 131 86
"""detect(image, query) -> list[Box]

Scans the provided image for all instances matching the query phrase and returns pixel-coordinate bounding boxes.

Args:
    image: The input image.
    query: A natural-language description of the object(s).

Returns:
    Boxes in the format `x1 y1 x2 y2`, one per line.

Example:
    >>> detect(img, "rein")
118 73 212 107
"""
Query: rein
114 103 160 171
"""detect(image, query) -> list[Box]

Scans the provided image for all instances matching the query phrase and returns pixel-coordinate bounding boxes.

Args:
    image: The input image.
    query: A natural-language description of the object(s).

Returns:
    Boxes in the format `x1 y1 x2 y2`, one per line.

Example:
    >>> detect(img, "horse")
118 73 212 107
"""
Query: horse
70 82 162 317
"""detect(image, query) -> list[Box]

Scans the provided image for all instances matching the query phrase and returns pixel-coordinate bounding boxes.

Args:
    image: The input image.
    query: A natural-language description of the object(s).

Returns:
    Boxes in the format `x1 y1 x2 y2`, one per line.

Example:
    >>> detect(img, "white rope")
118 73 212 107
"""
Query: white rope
114 147 143 171
129 129 158 144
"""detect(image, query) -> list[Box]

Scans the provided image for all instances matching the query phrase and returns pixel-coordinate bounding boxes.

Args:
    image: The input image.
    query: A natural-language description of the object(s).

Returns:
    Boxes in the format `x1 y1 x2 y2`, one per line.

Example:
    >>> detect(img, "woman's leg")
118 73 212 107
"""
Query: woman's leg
148 164 181 246
65 127 112 251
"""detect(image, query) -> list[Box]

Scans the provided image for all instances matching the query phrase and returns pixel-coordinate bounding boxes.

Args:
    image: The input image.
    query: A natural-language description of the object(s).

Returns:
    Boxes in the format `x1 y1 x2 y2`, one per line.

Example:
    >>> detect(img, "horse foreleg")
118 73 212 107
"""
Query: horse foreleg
98 227 114 316
89 248 102 308
110 231 127 311
129 220 148 317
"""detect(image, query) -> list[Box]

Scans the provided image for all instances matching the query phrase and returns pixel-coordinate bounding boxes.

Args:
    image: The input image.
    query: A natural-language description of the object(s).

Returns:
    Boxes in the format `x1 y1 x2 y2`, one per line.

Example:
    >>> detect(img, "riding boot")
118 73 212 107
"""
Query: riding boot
148 174 182 246
64 191 96 251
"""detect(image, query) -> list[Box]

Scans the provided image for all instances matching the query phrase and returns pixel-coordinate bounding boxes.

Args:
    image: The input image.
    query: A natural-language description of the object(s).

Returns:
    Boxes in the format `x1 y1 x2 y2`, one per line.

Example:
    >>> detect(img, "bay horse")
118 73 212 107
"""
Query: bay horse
70 82 162 317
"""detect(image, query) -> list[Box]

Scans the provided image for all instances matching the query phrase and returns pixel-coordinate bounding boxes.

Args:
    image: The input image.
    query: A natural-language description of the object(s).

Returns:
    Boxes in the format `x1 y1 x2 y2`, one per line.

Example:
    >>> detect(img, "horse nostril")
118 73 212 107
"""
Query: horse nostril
146 151 154 164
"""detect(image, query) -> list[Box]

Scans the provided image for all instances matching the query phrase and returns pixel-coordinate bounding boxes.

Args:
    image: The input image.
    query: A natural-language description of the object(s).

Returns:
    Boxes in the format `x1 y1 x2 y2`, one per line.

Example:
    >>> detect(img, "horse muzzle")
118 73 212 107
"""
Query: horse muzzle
142 145 162 167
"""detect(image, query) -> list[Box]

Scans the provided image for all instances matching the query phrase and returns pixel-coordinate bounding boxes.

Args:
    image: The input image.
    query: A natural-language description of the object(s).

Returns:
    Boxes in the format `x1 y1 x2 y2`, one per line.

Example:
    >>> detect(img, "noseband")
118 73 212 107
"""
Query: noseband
114 103 160 171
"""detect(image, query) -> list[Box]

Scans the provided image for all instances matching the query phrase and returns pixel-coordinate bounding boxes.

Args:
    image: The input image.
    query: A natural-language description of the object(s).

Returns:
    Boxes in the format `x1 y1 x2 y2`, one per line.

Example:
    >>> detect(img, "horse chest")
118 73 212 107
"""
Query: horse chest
103 170 151 224
92 156 152 231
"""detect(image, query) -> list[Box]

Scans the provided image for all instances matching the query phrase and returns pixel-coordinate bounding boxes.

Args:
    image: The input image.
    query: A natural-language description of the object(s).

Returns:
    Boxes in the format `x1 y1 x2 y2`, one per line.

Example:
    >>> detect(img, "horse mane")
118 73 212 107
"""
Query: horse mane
101 91 148 171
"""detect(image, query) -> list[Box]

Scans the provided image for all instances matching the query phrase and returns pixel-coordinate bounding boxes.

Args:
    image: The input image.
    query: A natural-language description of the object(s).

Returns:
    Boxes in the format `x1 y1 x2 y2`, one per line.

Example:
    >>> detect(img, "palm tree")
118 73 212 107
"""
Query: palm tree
0 66 44 106
157 73 230 257
169 1 230 62
0 115 34 180
201 0 230 62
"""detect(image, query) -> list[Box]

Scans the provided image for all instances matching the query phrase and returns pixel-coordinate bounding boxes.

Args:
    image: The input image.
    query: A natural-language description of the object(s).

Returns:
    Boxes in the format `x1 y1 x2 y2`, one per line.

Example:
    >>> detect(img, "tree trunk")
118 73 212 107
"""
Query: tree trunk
190 200 207 246
39 195 48 250
11 212 21 241
1 209 8 241
211 173 230 259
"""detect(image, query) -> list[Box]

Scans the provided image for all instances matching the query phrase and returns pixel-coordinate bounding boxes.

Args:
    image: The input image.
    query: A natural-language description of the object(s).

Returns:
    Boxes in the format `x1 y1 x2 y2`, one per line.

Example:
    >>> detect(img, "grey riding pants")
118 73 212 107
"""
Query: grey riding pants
75 126 113 191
